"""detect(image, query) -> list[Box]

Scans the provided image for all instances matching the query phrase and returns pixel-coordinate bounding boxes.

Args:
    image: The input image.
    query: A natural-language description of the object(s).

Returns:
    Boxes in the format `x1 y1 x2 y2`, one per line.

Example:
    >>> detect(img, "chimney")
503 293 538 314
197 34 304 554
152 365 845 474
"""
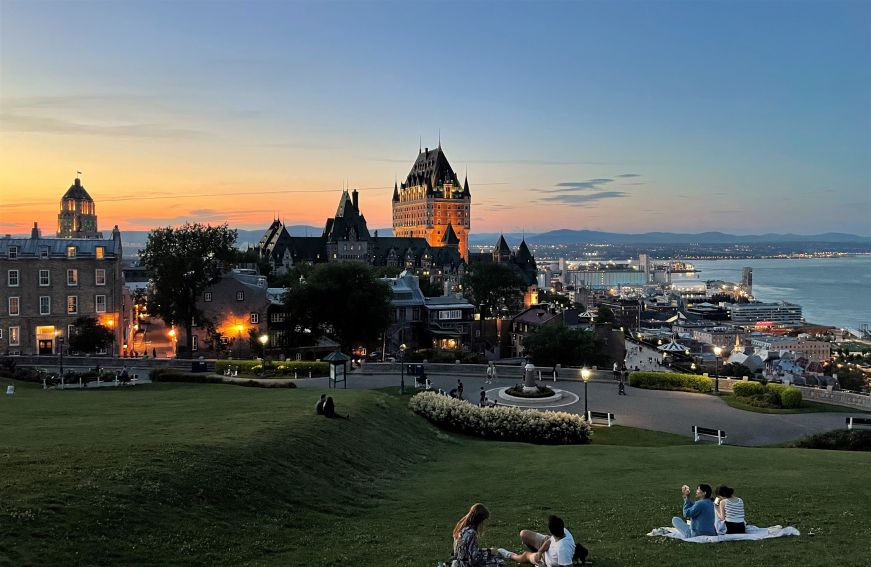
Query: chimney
31 222 41 239
352 189 359 211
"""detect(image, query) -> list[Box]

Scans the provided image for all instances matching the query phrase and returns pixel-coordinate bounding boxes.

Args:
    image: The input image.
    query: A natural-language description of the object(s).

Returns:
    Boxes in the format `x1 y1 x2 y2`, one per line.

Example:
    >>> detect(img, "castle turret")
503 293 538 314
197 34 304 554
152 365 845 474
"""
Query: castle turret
57 177 101 238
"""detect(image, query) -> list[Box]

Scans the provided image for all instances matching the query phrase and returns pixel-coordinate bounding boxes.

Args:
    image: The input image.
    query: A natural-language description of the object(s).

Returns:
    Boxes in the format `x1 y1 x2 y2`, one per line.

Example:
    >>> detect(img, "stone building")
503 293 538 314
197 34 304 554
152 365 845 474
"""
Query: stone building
0 223 124 355
392 144 471 261
57 177 102 238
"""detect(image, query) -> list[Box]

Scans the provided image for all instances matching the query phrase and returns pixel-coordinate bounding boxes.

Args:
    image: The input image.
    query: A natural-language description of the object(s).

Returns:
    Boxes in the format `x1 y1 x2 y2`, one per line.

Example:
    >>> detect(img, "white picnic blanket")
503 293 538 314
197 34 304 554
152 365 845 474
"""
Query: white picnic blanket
647 524 800 543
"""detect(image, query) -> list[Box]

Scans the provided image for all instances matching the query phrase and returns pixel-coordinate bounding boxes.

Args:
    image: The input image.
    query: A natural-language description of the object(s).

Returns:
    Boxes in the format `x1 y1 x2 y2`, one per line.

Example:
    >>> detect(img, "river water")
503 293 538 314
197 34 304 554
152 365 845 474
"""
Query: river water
672 256 871 330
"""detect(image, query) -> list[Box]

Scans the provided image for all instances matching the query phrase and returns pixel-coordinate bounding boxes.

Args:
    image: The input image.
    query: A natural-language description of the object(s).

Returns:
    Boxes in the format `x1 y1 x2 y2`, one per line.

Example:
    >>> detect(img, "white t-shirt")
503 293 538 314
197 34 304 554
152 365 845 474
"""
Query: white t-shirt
545 528 575 567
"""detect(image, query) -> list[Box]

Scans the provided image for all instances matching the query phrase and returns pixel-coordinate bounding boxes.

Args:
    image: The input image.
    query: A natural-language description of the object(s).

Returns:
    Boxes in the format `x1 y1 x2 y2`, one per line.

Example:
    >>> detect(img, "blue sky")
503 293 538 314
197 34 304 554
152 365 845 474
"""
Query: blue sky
1 0 869 235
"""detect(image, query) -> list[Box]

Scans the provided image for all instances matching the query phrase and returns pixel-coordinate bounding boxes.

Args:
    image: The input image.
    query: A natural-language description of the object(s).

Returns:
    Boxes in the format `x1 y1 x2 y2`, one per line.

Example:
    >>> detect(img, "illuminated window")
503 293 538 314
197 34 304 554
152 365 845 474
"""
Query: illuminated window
192 335 198 351
95 246 105 259
67 246 77 258
67 269 78 286
9 326 20 346
67 295 78 314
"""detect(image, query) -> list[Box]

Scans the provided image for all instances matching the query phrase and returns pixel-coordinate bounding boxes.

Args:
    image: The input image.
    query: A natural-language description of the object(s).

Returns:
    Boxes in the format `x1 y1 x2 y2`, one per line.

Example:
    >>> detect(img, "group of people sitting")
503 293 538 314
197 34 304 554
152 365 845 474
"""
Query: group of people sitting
672 483 746 537
449 503 588 567
314 394 345 418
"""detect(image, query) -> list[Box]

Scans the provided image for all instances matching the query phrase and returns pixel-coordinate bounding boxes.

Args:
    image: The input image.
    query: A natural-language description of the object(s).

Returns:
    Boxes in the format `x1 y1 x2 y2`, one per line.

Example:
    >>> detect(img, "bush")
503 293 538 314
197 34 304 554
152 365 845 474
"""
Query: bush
505 384 556 398
151 368 297 388
629 372 712 393
791 429 871 451
409 391 591 445
215 360 328 377
766 383 787 399
780 387 803 408
732 381 765 397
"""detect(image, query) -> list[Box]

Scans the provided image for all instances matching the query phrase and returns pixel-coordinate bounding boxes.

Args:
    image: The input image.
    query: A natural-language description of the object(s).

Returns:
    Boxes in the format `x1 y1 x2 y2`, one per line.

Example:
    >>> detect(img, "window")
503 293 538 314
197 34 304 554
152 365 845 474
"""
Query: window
95 295 106 313
204 292 213 302
96 246 105 259
191 335 198 351
0 329 3 339
95 269 106 286
8 246 18 259
67 269 78 286
7 270 19 287
67 295 78 314
40 296 51 315
270 311 285 323
39 269 50 286
9 326 20 346
250 313 260 324
220 336 230 345
67 246 77 258
40 248 49 258
8 297 20 316
236 291 244 301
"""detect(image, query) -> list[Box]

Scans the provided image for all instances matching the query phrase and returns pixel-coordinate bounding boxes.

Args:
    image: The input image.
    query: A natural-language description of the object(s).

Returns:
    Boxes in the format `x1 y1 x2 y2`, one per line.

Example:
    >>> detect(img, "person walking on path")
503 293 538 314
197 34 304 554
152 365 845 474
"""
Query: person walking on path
618 376 627 396
486 364 494 384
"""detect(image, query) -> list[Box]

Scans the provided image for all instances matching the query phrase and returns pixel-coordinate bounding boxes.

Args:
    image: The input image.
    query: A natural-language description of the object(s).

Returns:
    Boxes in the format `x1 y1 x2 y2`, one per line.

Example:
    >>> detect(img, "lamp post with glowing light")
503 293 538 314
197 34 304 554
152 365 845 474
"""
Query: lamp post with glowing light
713 346 722 393
168 327 177 358
399 344 407 395
258 334 268 360
581 367 591 418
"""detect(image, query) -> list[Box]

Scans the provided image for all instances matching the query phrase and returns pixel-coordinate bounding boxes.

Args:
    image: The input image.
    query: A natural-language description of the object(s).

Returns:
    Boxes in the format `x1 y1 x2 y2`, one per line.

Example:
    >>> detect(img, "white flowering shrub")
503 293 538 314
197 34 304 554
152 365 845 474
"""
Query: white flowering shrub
409 391 592 445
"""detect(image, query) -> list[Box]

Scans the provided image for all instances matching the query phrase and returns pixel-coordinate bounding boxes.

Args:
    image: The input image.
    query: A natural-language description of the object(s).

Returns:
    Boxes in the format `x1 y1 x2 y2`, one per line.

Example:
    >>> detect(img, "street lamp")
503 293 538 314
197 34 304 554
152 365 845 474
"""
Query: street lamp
399 343 407 395
168 327 177 358
258 334 268 359
581 367 591 418
55 330 64 385
713 346 723 393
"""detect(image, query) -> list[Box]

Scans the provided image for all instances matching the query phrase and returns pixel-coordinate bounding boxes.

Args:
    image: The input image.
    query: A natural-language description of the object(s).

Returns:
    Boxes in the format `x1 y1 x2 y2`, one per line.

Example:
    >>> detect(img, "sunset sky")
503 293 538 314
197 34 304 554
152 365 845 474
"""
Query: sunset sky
1 0 869 236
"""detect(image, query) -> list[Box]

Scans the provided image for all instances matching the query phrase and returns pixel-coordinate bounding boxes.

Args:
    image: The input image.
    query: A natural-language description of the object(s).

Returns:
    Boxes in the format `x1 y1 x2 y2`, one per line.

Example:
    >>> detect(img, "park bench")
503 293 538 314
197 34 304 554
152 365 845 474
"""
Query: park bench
846 417 871 430
415 375 428 389
693 425 727 445
586 411 615 427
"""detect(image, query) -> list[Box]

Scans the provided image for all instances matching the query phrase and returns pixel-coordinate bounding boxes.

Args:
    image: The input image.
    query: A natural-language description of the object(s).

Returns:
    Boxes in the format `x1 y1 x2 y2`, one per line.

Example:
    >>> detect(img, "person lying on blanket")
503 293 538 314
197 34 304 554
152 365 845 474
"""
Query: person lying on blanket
672 484 717 538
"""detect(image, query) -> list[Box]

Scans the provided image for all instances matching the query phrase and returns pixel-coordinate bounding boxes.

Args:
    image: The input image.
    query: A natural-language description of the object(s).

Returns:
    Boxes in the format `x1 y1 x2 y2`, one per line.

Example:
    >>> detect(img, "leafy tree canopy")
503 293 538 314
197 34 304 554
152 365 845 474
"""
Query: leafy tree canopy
140 223 237 357
522 325 602 368
461 263 526 317
595 305 616 324
68 316 115 354
283 263 391 352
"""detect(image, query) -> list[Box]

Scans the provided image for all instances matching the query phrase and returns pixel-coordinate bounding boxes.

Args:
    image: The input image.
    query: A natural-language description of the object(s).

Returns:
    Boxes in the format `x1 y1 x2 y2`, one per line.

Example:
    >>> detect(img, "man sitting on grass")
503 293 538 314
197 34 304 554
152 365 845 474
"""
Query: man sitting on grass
499 515 587 566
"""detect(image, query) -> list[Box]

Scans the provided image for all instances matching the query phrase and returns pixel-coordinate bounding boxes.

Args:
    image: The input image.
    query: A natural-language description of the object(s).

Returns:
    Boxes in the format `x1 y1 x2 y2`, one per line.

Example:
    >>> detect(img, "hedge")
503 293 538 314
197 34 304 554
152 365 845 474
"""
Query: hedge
780 387 802 408
791 429 871 452
150 368 297 388
215 360 329 377
732 381 765 397
409 391 591 445
628 372 713 393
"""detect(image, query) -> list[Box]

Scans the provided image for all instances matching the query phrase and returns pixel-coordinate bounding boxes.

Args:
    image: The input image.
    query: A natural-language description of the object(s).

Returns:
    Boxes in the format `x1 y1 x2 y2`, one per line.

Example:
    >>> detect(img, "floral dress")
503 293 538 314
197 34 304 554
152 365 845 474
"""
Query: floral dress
453 526 504 567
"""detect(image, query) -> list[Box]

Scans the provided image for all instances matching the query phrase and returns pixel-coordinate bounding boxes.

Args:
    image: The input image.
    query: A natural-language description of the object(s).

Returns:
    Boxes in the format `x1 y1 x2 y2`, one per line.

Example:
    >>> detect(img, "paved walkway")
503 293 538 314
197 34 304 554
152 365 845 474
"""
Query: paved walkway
624 341 668 372
294 370 856 446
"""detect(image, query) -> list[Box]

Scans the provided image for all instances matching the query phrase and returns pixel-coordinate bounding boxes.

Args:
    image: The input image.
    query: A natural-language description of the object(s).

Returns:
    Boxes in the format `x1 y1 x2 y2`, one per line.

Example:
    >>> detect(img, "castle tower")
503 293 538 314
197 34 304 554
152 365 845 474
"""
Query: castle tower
392 144 470 260
57 177 101 238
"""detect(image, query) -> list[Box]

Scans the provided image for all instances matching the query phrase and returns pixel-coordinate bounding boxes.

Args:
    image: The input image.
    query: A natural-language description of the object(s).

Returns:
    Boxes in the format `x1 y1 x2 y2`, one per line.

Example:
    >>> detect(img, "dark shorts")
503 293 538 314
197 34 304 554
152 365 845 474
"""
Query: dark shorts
725 521 745 534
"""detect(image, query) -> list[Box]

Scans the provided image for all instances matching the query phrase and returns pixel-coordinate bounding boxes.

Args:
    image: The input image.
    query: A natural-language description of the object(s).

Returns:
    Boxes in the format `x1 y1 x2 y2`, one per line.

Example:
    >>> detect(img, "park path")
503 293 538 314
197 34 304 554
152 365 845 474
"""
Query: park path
293 370 856 447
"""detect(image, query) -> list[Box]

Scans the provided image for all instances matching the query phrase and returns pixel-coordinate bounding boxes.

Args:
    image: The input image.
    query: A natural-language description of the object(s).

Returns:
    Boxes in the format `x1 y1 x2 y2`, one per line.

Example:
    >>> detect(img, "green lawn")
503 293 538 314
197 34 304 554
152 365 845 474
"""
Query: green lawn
1 379 869 566
721 393 870 414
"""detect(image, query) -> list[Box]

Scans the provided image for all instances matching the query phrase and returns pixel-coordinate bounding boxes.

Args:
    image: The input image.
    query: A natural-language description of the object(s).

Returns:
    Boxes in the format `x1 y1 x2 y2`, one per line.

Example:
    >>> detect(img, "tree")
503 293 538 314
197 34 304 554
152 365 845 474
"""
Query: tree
283 263 391 352
68 316 115 354
595 305 616 324
140 223 237 358
522 325 602 367
461 263 526 317
721 362 753 377
832 367 867 391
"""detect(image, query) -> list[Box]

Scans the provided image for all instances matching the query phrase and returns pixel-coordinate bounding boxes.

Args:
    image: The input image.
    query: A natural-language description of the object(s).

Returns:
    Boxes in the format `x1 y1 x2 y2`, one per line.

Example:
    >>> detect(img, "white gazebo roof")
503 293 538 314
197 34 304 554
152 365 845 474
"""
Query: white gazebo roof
658 339 688 352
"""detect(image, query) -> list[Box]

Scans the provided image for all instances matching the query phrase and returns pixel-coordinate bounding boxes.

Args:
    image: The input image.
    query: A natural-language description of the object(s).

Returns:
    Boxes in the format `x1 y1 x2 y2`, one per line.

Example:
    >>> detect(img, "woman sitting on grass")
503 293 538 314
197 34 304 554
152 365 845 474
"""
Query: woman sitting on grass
714 485 746 534
452 503 504 567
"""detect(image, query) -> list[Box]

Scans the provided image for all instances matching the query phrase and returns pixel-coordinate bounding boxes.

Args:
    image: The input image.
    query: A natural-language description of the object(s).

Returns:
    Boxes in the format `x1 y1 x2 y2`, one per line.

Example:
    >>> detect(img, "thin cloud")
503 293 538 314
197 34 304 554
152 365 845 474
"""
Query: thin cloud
540 191 628 206
0 113 205 139
615 173 641 178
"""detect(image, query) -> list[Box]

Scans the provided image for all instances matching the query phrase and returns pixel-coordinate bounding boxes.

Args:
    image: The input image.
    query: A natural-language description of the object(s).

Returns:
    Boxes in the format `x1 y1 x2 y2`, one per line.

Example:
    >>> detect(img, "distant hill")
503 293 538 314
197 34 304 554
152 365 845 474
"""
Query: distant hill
525 229 871 245
105 227 870 256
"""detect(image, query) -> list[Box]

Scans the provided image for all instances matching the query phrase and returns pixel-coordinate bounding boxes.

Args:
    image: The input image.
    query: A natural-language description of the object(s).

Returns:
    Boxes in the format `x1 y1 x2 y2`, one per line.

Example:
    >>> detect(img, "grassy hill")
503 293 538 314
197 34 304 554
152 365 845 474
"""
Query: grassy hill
1 380 869 566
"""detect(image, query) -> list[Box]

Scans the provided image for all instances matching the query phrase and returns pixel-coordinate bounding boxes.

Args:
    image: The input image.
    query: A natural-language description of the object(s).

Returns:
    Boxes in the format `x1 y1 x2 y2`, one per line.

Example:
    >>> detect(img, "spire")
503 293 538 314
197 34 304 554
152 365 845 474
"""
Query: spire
440 223 460 246
462 168 470 196
438 128 441 149
392 178 399 202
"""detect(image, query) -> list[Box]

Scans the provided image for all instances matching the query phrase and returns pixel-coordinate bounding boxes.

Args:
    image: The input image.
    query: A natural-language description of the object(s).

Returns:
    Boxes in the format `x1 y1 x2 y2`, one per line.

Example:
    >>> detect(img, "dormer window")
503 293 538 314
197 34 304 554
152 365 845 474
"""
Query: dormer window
67 246 77 258
40 248 49 258
96 246 104 259
7 246 18 259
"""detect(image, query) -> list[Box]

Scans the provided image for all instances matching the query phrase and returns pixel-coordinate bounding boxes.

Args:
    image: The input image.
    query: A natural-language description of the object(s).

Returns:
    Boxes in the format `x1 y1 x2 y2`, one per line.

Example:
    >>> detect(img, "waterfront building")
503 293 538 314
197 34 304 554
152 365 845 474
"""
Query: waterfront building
392 144 471 261
729 301 803 325
1 222 124 355
749 334 831 362
565 263 647 290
